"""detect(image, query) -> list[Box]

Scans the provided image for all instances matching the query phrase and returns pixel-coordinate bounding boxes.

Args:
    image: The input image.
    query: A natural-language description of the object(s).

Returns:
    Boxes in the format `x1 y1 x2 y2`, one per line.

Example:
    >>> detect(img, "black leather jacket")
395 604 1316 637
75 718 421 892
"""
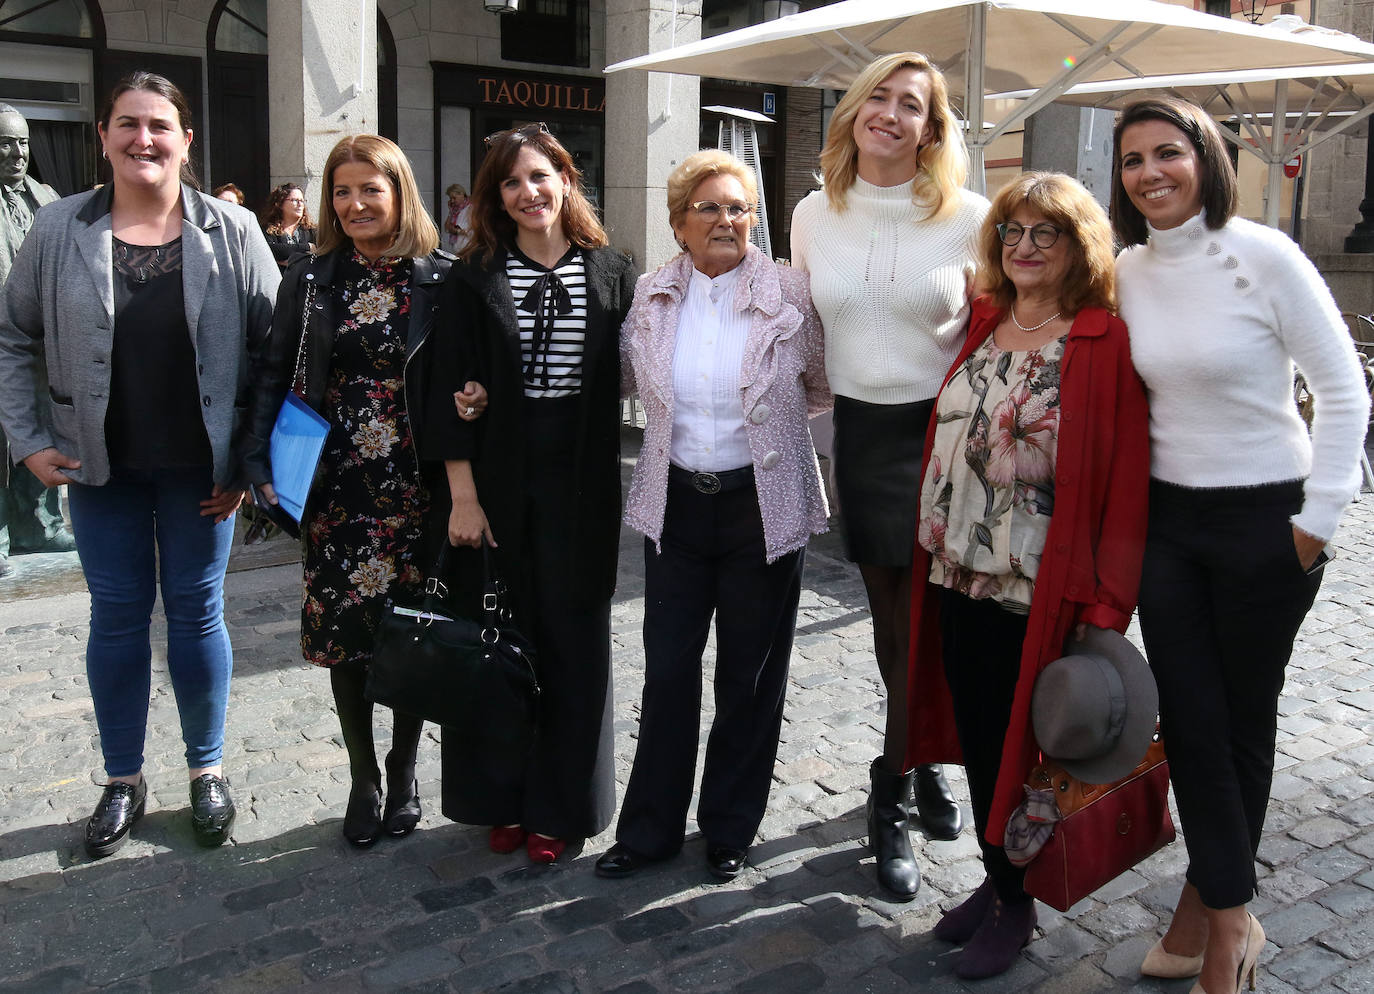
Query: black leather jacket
241 246 454 487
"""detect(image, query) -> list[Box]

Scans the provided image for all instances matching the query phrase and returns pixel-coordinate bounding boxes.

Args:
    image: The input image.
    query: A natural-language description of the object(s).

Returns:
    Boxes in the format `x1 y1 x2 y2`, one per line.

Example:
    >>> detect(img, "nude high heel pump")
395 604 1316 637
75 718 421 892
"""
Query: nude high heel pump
1141 937 1204 979
1189 914 1264 994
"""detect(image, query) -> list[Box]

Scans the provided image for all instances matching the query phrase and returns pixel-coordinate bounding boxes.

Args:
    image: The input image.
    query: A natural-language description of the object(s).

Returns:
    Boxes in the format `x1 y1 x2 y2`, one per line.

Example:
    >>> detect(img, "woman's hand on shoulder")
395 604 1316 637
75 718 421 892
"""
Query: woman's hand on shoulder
454 381 488 421
448 495 495 548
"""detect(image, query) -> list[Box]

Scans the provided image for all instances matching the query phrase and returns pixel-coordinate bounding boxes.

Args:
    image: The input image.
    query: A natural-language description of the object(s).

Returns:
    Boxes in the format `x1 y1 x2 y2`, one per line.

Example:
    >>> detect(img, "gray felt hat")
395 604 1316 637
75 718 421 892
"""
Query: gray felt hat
1031 627 1158 784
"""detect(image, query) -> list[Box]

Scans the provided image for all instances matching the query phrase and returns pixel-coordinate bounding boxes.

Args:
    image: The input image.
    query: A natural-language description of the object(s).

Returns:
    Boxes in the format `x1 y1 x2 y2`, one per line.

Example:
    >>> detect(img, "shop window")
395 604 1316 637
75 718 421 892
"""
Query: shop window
1205 0 1232 17
0 0 94 40
500 0 590 69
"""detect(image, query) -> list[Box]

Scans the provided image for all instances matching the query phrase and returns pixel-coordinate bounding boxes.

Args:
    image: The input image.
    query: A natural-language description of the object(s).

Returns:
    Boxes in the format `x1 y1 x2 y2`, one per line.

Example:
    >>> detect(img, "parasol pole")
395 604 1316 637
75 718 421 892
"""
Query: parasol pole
966 2 987 196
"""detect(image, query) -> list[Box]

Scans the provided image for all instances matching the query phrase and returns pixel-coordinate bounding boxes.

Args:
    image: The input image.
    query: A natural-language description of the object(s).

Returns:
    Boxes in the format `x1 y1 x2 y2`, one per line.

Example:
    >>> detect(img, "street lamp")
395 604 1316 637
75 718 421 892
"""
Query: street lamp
485 0 519 12
1239 0 1268 22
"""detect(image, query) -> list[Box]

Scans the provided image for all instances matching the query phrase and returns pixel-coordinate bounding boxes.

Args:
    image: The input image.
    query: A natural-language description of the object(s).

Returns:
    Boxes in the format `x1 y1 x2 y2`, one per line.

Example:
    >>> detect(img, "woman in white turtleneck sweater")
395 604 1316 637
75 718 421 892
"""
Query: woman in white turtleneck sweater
1112 97 1369 994
790 51 988 901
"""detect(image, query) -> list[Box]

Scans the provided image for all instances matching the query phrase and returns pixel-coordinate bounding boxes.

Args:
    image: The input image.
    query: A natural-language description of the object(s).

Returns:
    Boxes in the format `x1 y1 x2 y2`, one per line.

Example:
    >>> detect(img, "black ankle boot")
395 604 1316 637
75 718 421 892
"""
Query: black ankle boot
913 763 963 841
867 757 920 900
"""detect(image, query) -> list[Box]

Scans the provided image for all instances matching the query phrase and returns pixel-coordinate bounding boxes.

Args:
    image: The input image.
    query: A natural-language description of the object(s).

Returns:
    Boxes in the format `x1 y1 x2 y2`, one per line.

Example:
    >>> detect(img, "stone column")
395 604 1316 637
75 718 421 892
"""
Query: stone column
268 0 378 202
1022 103 1117 209
604 0 702 270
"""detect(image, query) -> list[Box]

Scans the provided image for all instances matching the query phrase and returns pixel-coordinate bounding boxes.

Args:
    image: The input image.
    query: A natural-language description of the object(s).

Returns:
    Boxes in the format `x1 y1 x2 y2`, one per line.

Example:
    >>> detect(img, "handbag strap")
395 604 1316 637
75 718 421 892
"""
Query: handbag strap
423 538 509 635
291 279 317 396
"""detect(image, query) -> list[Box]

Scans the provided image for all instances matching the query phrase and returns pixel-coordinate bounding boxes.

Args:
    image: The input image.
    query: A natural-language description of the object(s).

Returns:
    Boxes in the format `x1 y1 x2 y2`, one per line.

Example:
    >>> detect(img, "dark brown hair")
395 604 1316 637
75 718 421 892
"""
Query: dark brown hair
262 182 314 234
98 71 199 189
462 126 607 265
976 171 1116 316
1110 96 1238 247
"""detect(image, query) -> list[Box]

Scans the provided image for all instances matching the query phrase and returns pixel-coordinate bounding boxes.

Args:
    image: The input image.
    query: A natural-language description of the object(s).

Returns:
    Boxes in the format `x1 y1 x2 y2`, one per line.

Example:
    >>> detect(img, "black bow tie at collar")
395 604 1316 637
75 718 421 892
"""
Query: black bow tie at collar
519 270 573 389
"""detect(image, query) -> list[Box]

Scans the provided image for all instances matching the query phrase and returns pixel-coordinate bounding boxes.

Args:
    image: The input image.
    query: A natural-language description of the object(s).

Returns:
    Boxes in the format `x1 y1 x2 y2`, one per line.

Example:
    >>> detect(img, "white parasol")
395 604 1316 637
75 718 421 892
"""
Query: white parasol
604 0 1374 194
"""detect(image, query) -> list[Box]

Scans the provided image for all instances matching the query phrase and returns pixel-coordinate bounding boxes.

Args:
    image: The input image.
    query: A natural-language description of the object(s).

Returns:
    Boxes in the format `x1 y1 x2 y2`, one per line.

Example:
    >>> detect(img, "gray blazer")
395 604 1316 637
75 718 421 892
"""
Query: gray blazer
0 184 281 487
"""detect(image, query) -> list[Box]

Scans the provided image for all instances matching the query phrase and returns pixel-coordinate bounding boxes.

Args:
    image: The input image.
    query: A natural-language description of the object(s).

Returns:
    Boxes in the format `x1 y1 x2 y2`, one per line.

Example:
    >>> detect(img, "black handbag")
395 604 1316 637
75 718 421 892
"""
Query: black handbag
367 540 540 740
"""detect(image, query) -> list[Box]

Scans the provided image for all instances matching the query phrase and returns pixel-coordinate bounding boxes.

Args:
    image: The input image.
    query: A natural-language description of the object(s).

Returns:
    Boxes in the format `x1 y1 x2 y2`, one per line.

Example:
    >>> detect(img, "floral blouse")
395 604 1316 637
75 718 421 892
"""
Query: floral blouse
917 334 1065 613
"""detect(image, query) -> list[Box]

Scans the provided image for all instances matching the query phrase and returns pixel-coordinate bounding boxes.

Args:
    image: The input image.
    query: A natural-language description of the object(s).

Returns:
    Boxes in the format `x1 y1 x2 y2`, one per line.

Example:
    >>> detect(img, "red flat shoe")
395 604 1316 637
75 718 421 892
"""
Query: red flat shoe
527 833 565 864
489 825 527 854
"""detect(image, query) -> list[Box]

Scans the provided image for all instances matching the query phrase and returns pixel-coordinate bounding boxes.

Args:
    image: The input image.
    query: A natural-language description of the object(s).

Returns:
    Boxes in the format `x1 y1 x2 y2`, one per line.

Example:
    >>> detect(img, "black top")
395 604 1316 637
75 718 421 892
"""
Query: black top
106 236 212 471
264 226 314 266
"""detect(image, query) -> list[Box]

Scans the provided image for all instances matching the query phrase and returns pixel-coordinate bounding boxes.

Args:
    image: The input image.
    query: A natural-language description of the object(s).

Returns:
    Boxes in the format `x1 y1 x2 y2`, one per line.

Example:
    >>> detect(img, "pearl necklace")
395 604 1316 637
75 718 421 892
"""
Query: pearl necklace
1011 304 1062 332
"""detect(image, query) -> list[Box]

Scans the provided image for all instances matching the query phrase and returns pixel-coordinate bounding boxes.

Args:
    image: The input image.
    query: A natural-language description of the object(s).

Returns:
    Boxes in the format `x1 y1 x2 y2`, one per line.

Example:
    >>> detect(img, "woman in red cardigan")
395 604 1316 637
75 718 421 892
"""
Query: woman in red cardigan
906 172 1150 979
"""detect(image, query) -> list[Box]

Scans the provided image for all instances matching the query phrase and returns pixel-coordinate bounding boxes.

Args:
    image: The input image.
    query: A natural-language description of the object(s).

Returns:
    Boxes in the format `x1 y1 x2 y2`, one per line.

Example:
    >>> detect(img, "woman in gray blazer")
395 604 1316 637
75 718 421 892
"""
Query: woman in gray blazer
0 72 279 859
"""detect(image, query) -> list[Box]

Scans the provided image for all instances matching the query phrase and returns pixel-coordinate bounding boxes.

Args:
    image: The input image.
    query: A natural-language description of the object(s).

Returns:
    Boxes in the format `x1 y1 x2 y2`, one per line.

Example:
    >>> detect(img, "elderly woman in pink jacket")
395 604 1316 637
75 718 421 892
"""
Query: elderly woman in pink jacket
595 149 832 881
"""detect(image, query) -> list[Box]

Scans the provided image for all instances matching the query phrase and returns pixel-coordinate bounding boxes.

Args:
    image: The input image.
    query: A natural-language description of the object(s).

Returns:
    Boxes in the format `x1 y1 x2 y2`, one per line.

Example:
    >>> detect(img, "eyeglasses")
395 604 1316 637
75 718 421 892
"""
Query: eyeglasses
484 122 552 146
996 221 1062 249
689 200 754 222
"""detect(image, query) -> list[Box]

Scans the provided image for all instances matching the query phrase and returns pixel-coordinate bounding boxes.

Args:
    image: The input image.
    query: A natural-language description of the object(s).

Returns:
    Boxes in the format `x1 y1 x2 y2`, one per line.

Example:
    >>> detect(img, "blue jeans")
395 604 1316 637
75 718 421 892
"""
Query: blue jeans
68 467 235 777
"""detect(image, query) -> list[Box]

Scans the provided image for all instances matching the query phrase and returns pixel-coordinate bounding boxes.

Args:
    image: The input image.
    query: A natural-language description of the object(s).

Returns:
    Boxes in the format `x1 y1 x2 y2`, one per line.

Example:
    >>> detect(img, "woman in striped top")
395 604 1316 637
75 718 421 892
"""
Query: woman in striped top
426 123 637 864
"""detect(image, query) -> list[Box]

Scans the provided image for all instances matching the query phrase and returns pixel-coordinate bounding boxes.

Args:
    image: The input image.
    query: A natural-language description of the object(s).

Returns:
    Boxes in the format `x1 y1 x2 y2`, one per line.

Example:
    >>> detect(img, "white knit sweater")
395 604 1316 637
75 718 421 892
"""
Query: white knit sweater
790 179 989 404
1117 211 1370 541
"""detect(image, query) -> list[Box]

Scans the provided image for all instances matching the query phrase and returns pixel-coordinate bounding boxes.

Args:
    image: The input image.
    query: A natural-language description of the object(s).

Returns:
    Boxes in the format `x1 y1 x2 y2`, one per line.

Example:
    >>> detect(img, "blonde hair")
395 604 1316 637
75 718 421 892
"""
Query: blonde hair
975 171 1117 316
819 52 968 219
665 149 758 237
314 134 439 259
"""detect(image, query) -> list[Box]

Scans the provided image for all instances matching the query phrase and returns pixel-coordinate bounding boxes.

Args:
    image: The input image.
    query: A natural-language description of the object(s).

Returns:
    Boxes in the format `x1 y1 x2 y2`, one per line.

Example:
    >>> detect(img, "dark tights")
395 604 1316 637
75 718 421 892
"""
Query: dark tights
329 663 424 794
859 563 913 773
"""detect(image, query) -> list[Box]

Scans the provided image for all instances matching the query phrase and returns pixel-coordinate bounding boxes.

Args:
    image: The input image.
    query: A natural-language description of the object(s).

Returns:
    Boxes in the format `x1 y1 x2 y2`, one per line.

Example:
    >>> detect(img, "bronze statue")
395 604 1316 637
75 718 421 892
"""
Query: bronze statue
0 103 68 577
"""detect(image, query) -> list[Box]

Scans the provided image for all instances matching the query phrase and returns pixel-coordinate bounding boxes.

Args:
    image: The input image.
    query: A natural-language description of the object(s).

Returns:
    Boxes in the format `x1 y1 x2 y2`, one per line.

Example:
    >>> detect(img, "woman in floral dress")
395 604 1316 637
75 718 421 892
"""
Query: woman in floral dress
250 135 453 847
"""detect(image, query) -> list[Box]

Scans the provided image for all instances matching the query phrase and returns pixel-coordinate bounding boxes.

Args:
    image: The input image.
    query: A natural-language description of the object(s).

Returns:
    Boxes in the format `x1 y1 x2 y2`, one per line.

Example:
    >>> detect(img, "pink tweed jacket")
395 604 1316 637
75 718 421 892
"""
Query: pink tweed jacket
621 245 832 563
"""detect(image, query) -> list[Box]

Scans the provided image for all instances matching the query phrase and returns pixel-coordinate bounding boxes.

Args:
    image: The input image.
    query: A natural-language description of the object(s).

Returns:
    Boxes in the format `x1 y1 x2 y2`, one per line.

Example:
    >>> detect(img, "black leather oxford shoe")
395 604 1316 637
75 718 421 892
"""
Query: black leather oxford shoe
595 842 655 879
85 778 146 859
189 773 236 847
706 844 748 881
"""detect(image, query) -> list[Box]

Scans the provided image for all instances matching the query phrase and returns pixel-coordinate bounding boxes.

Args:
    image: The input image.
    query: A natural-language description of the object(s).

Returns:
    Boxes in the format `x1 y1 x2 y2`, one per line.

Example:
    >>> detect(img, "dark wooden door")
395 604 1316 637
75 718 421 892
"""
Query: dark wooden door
208 53 269 212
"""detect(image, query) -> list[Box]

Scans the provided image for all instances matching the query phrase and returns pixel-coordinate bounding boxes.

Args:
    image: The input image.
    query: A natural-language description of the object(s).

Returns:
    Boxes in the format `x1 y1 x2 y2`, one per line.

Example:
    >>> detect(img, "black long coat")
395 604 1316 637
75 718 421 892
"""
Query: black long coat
423 245 636 607
425 244 636 836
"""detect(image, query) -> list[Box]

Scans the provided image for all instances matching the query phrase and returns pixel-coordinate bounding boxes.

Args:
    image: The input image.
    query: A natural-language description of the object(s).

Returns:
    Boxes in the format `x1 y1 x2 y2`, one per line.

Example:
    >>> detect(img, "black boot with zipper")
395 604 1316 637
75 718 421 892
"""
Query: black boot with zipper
867 757 920 900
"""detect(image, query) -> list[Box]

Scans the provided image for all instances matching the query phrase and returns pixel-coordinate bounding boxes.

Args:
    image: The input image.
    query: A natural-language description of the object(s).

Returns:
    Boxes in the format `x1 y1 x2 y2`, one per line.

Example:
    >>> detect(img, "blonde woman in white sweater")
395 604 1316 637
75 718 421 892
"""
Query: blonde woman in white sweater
1113 97 1369 994
790 51 988 900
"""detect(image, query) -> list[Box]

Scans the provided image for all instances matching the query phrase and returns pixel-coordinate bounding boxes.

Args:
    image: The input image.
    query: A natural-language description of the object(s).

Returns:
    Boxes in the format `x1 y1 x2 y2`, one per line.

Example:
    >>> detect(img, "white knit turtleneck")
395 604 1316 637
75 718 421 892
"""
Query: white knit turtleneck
790 179 989 404
1117 210 1370 541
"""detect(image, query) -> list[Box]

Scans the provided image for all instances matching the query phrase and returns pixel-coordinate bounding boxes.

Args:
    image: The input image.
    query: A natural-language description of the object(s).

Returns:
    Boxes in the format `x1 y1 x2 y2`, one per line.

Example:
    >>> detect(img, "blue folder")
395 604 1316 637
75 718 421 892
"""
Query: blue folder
269 392 330 522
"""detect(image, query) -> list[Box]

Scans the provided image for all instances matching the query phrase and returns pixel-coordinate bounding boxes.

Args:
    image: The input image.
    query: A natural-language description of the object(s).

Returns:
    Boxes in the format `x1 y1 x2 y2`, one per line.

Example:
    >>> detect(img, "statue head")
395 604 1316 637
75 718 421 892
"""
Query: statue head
0 103 29 189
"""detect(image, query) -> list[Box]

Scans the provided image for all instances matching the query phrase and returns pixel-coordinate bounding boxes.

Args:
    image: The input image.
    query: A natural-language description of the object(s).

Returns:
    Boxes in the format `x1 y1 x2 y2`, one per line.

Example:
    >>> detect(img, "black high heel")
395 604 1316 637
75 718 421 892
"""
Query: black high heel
343 782 382 848
382 778 421 837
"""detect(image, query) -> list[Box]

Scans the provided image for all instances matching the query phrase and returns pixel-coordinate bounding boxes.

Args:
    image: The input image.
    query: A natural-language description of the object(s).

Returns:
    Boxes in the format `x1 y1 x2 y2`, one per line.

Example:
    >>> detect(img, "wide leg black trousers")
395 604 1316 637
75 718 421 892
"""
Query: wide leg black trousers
615 475 804 857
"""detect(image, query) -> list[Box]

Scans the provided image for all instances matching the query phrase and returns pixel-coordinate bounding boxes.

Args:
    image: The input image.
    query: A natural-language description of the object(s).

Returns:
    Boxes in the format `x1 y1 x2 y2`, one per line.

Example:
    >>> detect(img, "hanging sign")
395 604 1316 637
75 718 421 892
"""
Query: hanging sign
763 91 776 115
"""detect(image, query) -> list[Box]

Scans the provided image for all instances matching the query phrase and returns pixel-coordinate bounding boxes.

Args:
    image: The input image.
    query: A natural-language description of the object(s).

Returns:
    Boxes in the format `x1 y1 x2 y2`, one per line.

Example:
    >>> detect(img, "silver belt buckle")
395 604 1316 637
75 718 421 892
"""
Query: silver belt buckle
691 471 721 495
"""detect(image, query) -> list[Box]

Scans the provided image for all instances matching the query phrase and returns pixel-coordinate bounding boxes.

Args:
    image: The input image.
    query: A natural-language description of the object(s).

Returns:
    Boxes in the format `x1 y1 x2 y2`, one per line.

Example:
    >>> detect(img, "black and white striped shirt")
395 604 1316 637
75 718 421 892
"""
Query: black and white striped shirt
506 246 588 398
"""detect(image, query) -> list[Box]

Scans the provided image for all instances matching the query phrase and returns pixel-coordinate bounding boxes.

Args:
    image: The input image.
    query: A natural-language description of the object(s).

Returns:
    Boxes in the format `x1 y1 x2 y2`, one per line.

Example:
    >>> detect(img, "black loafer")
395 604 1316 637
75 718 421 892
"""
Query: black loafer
595 842 655 879
343 782 383 848
913 764 964 841
189 773 236 847
85 778 147 859
706 844 748 881
382 778 421 838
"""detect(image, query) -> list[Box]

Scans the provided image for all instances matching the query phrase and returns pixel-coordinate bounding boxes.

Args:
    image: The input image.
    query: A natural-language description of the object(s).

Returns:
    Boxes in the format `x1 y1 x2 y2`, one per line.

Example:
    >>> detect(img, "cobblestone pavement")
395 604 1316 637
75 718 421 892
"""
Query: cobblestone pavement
2 436 1373 993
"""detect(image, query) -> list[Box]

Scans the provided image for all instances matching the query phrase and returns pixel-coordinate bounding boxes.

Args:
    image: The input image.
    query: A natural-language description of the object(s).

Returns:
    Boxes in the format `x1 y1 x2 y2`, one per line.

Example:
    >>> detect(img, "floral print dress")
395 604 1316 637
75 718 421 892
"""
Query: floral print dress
917 334 1065 614
301 253 429 666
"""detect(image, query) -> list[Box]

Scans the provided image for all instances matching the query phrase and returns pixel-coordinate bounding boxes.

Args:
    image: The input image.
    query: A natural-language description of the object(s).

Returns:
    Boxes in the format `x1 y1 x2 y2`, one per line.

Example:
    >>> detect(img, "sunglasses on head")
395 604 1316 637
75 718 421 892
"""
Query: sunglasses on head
484 122 552 147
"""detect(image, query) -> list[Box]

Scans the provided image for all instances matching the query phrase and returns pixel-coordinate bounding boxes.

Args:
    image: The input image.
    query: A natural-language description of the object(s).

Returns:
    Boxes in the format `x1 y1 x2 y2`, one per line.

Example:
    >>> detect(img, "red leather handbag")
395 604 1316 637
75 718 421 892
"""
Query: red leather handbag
1022 736 1175 912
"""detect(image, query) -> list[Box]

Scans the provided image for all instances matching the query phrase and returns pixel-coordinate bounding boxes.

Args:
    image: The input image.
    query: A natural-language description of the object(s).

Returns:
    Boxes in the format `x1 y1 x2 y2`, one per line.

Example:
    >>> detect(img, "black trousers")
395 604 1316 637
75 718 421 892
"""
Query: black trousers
1138 479 1323 910
939 588 1030 903
615 475 804 857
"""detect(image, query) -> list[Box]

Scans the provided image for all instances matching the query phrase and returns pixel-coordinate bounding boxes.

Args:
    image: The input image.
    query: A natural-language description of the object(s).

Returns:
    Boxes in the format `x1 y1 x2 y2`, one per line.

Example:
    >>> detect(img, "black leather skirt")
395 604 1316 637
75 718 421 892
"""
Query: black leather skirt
831 394 936 567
